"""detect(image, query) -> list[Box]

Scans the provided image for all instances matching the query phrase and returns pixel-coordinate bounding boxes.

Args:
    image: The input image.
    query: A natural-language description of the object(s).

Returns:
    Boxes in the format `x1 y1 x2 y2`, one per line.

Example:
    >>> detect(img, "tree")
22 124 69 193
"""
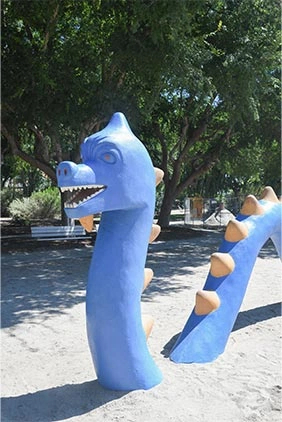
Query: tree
139 0 281 226
2 0 280 226
2 0 197 175
2 0 198 221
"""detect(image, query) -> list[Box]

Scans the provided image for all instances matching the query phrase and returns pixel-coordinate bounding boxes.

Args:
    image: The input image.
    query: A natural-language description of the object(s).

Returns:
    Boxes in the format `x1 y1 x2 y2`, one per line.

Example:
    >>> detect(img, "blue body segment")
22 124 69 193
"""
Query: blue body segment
170 199 281 363
57 113 162 390
56 111 280 380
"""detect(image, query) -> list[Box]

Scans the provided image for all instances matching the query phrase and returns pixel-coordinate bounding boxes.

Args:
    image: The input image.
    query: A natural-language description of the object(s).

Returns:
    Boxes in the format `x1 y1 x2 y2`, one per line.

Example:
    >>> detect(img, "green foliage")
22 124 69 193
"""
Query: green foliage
2 0 195 132
2 0 200 186
0 187 23 217
2 0 281 226
8 187 61 223
1 151 53 196
193 138 281 198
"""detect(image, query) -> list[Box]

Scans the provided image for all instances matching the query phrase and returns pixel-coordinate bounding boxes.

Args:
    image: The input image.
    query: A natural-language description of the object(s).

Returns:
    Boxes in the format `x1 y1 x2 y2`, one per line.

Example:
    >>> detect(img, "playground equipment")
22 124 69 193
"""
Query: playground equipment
57 113 163 390
57 112 281 390
170 187 281 363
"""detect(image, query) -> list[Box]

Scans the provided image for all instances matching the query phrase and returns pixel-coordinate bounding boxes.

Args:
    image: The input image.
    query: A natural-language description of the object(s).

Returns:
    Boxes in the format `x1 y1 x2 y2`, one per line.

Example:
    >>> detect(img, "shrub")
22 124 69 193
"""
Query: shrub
0 188 23 217
8 187 61 223
30 188 61 219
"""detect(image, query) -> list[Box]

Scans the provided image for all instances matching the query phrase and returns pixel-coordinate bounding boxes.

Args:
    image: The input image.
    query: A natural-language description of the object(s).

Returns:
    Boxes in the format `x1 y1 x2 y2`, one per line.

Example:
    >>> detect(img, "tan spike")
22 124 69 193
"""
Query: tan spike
154 167 164 186
240 195 264 216
210 252 235 277
79 215 94 232
142 315 154 339
260 186 279 203
149 224 161 243
143 268 154 291
224 220 248 242
195 290 220 316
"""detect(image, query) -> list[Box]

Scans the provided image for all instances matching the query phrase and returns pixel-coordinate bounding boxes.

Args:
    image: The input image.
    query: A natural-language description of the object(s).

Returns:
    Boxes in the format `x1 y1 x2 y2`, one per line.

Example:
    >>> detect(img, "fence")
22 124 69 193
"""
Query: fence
183 196 245 227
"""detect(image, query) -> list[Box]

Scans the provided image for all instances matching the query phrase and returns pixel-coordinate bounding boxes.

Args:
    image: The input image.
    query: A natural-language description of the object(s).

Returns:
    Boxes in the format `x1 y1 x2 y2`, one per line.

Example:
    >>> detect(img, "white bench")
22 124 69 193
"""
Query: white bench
31 225 88 240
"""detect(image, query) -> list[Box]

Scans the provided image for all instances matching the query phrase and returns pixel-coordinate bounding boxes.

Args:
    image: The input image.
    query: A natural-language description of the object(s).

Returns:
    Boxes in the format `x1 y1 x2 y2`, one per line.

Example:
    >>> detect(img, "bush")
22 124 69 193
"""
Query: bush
0 188 23 217
8 187 61 223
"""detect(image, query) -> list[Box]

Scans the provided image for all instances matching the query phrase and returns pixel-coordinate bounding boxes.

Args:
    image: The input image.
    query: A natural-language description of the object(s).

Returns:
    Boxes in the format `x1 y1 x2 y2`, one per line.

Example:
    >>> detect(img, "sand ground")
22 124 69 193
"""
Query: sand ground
1 231 281 422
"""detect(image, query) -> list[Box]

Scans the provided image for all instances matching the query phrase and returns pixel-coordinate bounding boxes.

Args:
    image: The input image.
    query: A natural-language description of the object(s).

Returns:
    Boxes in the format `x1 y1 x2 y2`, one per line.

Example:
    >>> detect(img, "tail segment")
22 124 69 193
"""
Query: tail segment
170 187 281 364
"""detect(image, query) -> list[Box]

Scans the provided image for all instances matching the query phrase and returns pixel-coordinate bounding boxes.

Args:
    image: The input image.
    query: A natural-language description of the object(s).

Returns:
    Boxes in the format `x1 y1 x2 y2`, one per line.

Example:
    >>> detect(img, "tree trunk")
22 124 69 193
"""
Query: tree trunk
157 184 176 228
60 191 69 225
157 126 233 228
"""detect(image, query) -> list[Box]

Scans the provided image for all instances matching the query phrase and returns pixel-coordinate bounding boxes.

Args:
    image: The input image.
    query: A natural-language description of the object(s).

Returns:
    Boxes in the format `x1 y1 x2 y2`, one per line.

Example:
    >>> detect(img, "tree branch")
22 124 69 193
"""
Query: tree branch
175 117 208 166
176 152 217 196
175 126 233 195
168 115 189 161
29 125 44 142
79 116 106 143
153 121 168 183
29 125 50 162
42 2 60 52
1 124 56 181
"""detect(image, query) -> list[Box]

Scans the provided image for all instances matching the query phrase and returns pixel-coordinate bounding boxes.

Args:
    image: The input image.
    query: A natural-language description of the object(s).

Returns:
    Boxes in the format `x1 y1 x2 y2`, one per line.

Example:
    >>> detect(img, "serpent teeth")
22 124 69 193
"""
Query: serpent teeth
61 184 104 192
62 184 106 208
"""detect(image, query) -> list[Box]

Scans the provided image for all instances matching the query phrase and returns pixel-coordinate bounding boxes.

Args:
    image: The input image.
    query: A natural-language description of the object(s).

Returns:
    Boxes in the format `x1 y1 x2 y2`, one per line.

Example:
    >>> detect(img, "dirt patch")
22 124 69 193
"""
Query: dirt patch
1 231 281 422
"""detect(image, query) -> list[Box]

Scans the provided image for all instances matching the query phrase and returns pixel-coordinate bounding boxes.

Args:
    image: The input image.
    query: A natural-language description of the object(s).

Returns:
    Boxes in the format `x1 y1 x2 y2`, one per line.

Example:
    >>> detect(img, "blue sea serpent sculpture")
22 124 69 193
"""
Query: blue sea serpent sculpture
170 186 281 363
57 112 281 390
57 112 163 391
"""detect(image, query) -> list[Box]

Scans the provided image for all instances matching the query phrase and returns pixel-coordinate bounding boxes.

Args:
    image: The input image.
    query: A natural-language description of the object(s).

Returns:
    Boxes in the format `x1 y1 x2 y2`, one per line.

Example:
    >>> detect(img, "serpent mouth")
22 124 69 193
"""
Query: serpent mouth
60 184 106 208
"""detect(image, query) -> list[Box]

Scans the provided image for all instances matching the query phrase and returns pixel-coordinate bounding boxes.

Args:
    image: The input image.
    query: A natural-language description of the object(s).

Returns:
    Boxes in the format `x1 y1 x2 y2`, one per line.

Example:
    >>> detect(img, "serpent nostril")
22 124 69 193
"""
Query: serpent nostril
64 168 67 175
58 169 61 176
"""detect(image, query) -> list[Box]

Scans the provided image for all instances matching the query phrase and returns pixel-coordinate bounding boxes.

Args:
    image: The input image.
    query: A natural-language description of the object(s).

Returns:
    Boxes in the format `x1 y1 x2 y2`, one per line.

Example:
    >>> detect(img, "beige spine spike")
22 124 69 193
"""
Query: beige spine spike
260 186 279 203
148 168 163 244
143 268 154 291
149 224 161 243
240 195 264 216
210 252 235 277
142 315 154 339
79 215 94 232
154 167 164 186
195 290 221 316
224 220 248 242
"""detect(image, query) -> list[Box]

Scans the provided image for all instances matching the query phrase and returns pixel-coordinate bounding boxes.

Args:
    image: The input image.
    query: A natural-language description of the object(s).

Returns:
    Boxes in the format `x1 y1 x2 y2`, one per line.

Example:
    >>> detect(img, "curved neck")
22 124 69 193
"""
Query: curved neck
91 207 153 289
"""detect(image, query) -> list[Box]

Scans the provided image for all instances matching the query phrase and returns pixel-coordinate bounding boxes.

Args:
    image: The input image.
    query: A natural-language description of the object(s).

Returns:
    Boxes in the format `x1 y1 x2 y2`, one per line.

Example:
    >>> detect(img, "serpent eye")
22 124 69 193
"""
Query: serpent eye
100 151 117 164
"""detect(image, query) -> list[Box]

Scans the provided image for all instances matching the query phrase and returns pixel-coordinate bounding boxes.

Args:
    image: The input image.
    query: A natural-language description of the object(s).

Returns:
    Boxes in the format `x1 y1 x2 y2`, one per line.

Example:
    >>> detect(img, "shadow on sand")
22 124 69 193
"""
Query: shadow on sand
1 248 92 328
232 301 281 331
1 232 222 328
1 380 128 422
161 301 281 358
